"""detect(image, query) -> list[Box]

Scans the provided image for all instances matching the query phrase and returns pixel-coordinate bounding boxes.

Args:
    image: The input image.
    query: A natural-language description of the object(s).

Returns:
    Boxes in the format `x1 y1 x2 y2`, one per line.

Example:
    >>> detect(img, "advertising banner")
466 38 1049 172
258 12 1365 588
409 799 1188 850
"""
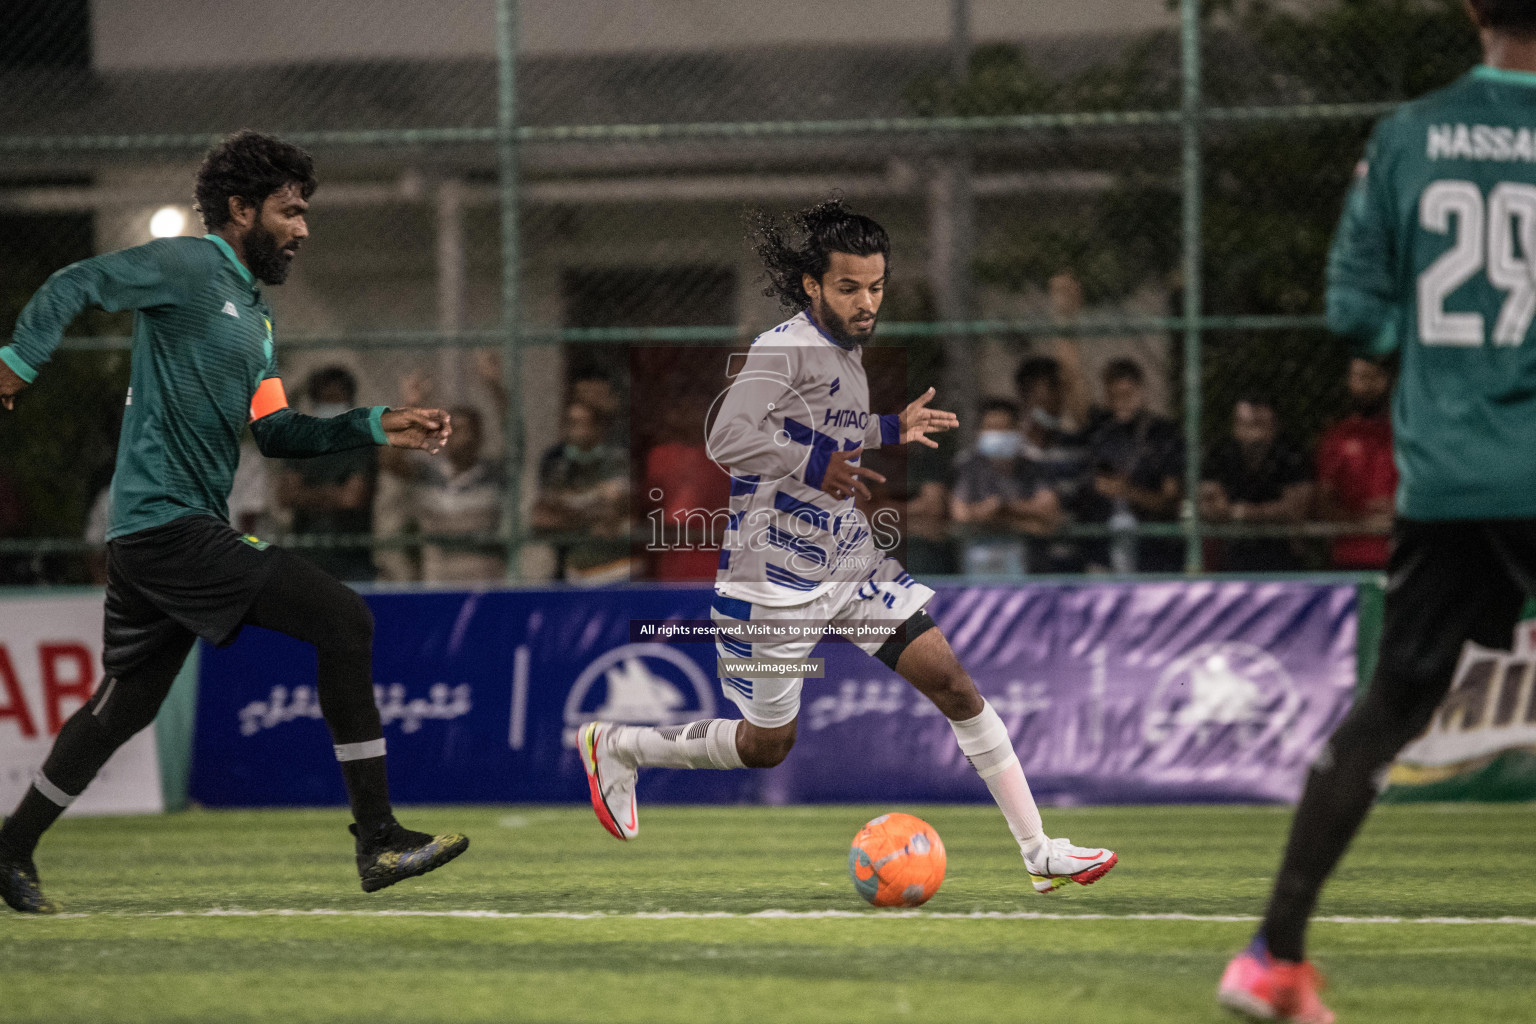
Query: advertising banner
1385 622 1536 802
191 581 1357 807
0 593 163 815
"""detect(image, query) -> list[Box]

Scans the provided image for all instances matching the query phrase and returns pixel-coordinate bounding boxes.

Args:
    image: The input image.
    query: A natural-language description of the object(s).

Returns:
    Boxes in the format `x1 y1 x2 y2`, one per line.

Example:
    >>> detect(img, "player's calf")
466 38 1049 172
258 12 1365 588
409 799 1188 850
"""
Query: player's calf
898 631 1120 894
579 719 750 840
736 719 795 768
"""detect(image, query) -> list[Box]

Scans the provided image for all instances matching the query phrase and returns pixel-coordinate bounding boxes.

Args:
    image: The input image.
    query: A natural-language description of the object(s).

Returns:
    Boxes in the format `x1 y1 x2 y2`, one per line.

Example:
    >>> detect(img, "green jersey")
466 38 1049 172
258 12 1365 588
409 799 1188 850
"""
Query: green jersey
1329 65 1536 520
1 234 387 540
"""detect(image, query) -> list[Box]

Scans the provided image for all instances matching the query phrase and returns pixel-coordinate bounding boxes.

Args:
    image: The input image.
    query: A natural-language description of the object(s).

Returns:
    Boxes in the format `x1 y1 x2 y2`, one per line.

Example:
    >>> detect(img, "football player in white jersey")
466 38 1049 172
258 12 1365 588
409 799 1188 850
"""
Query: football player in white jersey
580 199 1116 894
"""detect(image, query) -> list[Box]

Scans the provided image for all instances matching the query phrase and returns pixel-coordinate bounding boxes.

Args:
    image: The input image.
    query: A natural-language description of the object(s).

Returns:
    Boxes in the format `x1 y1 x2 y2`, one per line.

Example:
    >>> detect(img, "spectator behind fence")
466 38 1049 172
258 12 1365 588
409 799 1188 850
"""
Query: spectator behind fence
1014 334 1101 572
644 398 729 581
1199 395 1313 571
373 370 435 582
898 444 957 576
406 406 506 583
531 400 630 583
1084 358 1185 573
572 369 627 446
1316 357 1397 569
276 366 378 582
949 398 1062 576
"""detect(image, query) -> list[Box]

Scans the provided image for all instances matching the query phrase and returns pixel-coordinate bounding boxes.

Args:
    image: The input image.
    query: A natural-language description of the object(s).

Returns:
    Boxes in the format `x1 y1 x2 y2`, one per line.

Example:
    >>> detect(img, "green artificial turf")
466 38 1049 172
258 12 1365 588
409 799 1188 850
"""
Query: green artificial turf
2 803 1532 1023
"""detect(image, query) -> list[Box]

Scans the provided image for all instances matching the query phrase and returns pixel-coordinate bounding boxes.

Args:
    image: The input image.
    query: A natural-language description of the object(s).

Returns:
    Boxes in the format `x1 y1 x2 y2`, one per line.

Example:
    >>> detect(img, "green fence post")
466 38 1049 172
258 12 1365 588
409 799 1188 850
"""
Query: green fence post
497 0 524 580
1180 0 1204 573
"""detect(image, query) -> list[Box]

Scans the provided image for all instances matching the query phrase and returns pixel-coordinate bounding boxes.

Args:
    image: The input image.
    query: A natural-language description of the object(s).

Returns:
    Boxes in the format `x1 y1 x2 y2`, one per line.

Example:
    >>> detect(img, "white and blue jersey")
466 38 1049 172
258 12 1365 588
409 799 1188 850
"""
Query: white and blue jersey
707 310 902 607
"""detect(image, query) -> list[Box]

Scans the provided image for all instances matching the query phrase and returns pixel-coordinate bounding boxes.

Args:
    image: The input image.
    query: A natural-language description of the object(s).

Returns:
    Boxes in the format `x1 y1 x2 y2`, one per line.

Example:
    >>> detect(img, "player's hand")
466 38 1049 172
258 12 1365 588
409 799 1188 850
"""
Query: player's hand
820 447 885 502
899 388 959 448
0 361 27 411
382 407 452 454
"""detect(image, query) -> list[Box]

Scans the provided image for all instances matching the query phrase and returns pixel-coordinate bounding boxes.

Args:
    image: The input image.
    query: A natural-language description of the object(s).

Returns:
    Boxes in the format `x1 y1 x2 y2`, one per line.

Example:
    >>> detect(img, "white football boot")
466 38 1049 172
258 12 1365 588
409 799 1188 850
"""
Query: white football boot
1024 836 1118 893
579 722 639 840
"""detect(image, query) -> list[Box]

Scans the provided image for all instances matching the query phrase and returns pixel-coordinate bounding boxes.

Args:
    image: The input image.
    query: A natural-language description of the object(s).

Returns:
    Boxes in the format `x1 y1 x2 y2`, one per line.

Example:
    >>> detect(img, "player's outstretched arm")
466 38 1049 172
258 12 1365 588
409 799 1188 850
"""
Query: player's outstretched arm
899 387 959 448
1 241 202 406
381 408 452 454
248 375 398 460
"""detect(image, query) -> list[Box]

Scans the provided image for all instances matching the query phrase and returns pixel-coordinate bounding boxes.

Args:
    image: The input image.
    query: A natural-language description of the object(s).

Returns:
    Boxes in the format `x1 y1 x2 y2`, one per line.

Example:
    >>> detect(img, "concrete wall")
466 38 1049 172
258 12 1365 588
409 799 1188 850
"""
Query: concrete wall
92 0 1177 69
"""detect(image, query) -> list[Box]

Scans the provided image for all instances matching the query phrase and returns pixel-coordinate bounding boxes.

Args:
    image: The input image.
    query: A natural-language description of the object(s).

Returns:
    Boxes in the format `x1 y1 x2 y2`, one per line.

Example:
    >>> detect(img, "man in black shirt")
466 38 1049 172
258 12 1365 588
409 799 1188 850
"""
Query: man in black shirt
1199 395 1313 571
1084 359 1185 572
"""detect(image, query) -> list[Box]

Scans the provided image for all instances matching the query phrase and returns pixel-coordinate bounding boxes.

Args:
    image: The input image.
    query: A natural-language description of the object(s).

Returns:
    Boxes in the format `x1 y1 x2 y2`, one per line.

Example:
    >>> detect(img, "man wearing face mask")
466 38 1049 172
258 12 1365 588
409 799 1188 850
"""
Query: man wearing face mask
950 398 1063 576
278 366 378 582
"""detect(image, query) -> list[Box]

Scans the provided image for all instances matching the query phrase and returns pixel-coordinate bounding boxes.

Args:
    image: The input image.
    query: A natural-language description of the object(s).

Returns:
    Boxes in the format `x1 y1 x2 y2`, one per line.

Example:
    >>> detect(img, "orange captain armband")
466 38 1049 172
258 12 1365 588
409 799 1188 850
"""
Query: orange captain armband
249 377 289 422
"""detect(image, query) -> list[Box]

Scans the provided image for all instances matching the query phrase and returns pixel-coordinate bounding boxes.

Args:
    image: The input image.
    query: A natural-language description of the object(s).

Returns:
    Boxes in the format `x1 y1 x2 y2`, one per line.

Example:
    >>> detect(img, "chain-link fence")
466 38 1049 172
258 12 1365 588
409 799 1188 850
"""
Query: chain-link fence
0 0 1480 585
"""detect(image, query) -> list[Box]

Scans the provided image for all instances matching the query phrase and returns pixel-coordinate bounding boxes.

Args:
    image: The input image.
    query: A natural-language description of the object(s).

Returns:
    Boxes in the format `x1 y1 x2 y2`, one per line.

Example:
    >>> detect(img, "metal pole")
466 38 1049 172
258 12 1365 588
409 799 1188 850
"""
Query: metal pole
935 0 977 436
950 0 970 78
496 0 524 581
436 176 466 397
1180 0 1204 573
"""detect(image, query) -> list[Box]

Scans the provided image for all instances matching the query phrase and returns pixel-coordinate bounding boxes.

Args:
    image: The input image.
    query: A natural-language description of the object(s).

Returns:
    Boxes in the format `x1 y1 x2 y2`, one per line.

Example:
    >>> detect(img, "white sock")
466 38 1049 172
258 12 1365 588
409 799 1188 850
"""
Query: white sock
949 701 1047 859
616 719 745 770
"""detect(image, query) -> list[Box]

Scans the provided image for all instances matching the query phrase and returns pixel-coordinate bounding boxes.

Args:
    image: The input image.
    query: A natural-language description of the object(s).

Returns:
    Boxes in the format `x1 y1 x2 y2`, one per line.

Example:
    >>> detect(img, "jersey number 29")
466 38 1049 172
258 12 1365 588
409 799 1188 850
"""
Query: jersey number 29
1418 179 1536 346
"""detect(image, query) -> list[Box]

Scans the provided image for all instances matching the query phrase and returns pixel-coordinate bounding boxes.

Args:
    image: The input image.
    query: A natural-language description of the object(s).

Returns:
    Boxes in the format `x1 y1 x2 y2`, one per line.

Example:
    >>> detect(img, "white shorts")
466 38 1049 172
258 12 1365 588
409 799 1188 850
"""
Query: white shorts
710 559 935 728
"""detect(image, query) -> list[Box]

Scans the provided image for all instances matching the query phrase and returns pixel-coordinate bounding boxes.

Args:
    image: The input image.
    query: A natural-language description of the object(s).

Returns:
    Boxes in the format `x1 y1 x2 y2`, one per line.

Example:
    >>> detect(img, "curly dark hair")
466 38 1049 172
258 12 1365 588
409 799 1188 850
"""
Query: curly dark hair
749 197 891 312
194 130 318 231
1469 0 1536 33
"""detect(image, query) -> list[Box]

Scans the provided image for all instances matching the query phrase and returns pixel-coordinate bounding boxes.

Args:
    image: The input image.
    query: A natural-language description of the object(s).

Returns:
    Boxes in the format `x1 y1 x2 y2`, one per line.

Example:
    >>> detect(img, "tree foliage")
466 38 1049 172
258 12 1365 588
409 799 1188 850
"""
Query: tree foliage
909 0 1480 442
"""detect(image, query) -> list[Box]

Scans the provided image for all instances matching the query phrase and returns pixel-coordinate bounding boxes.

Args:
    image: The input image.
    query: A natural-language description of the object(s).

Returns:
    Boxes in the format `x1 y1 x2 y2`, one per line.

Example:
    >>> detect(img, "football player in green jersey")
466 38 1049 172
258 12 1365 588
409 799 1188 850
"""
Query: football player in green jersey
0 131 468 913
1220 3 1536 1020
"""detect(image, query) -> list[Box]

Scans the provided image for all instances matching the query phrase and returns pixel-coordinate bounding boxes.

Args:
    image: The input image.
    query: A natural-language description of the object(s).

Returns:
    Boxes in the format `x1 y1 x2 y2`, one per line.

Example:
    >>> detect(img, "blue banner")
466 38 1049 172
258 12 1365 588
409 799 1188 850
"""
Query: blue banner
190 581 1356 807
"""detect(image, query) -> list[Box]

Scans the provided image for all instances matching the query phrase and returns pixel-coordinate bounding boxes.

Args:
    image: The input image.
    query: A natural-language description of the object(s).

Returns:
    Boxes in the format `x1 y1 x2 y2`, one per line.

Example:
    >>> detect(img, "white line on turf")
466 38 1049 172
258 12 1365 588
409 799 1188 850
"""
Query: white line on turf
22 909 1536 925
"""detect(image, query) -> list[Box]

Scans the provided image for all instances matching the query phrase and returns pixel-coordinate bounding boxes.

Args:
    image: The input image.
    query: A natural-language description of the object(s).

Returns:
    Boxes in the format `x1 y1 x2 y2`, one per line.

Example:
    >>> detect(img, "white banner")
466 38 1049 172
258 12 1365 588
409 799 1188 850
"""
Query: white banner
0 593 163 815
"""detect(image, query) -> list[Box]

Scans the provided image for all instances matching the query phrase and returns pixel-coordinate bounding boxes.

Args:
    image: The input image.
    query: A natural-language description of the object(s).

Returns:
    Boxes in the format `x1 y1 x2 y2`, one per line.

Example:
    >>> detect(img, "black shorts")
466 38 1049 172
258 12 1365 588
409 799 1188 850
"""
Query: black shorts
104 515 277 678
1375 517 1536 700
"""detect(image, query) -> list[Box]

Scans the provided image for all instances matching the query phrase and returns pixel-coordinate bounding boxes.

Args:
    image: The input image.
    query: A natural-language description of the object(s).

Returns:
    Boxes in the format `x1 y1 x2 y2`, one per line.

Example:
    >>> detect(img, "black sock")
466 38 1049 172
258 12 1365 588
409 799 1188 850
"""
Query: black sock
1260 704 1405 962
0 703 127 860
339 755 393 836
0 787 69 862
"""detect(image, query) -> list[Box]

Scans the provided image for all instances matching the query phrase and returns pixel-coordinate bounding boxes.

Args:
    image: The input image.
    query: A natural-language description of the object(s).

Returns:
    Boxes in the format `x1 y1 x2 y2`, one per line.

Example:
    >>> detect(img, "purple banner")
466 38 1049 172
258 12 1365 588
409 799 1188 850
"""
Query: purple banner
191 581 1356 807
796 582 1357 804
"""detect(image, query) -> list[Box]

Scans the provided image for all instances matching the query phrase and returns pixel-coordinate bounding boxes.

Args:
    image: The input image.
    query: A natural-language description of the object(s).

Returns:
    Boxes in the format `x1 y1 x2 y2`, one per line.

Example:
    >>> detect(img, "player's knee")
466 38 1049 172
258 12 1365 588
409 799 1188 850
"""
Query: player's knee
329 587 374 649
1318 690 1432 777
739 721 796 768
72 695 148 752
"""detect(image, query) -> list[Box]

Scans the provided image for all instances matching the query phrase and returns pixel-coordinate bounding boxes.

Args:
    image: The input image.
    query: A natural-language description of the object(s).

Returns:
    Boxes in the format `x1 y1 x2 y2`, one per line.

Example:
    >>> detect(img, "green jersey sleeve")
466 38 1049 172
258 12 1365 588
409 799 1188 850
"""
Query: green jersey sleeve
1325 122 1402 356
1 239 207 382
248 348 389 458
250 404 388 458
